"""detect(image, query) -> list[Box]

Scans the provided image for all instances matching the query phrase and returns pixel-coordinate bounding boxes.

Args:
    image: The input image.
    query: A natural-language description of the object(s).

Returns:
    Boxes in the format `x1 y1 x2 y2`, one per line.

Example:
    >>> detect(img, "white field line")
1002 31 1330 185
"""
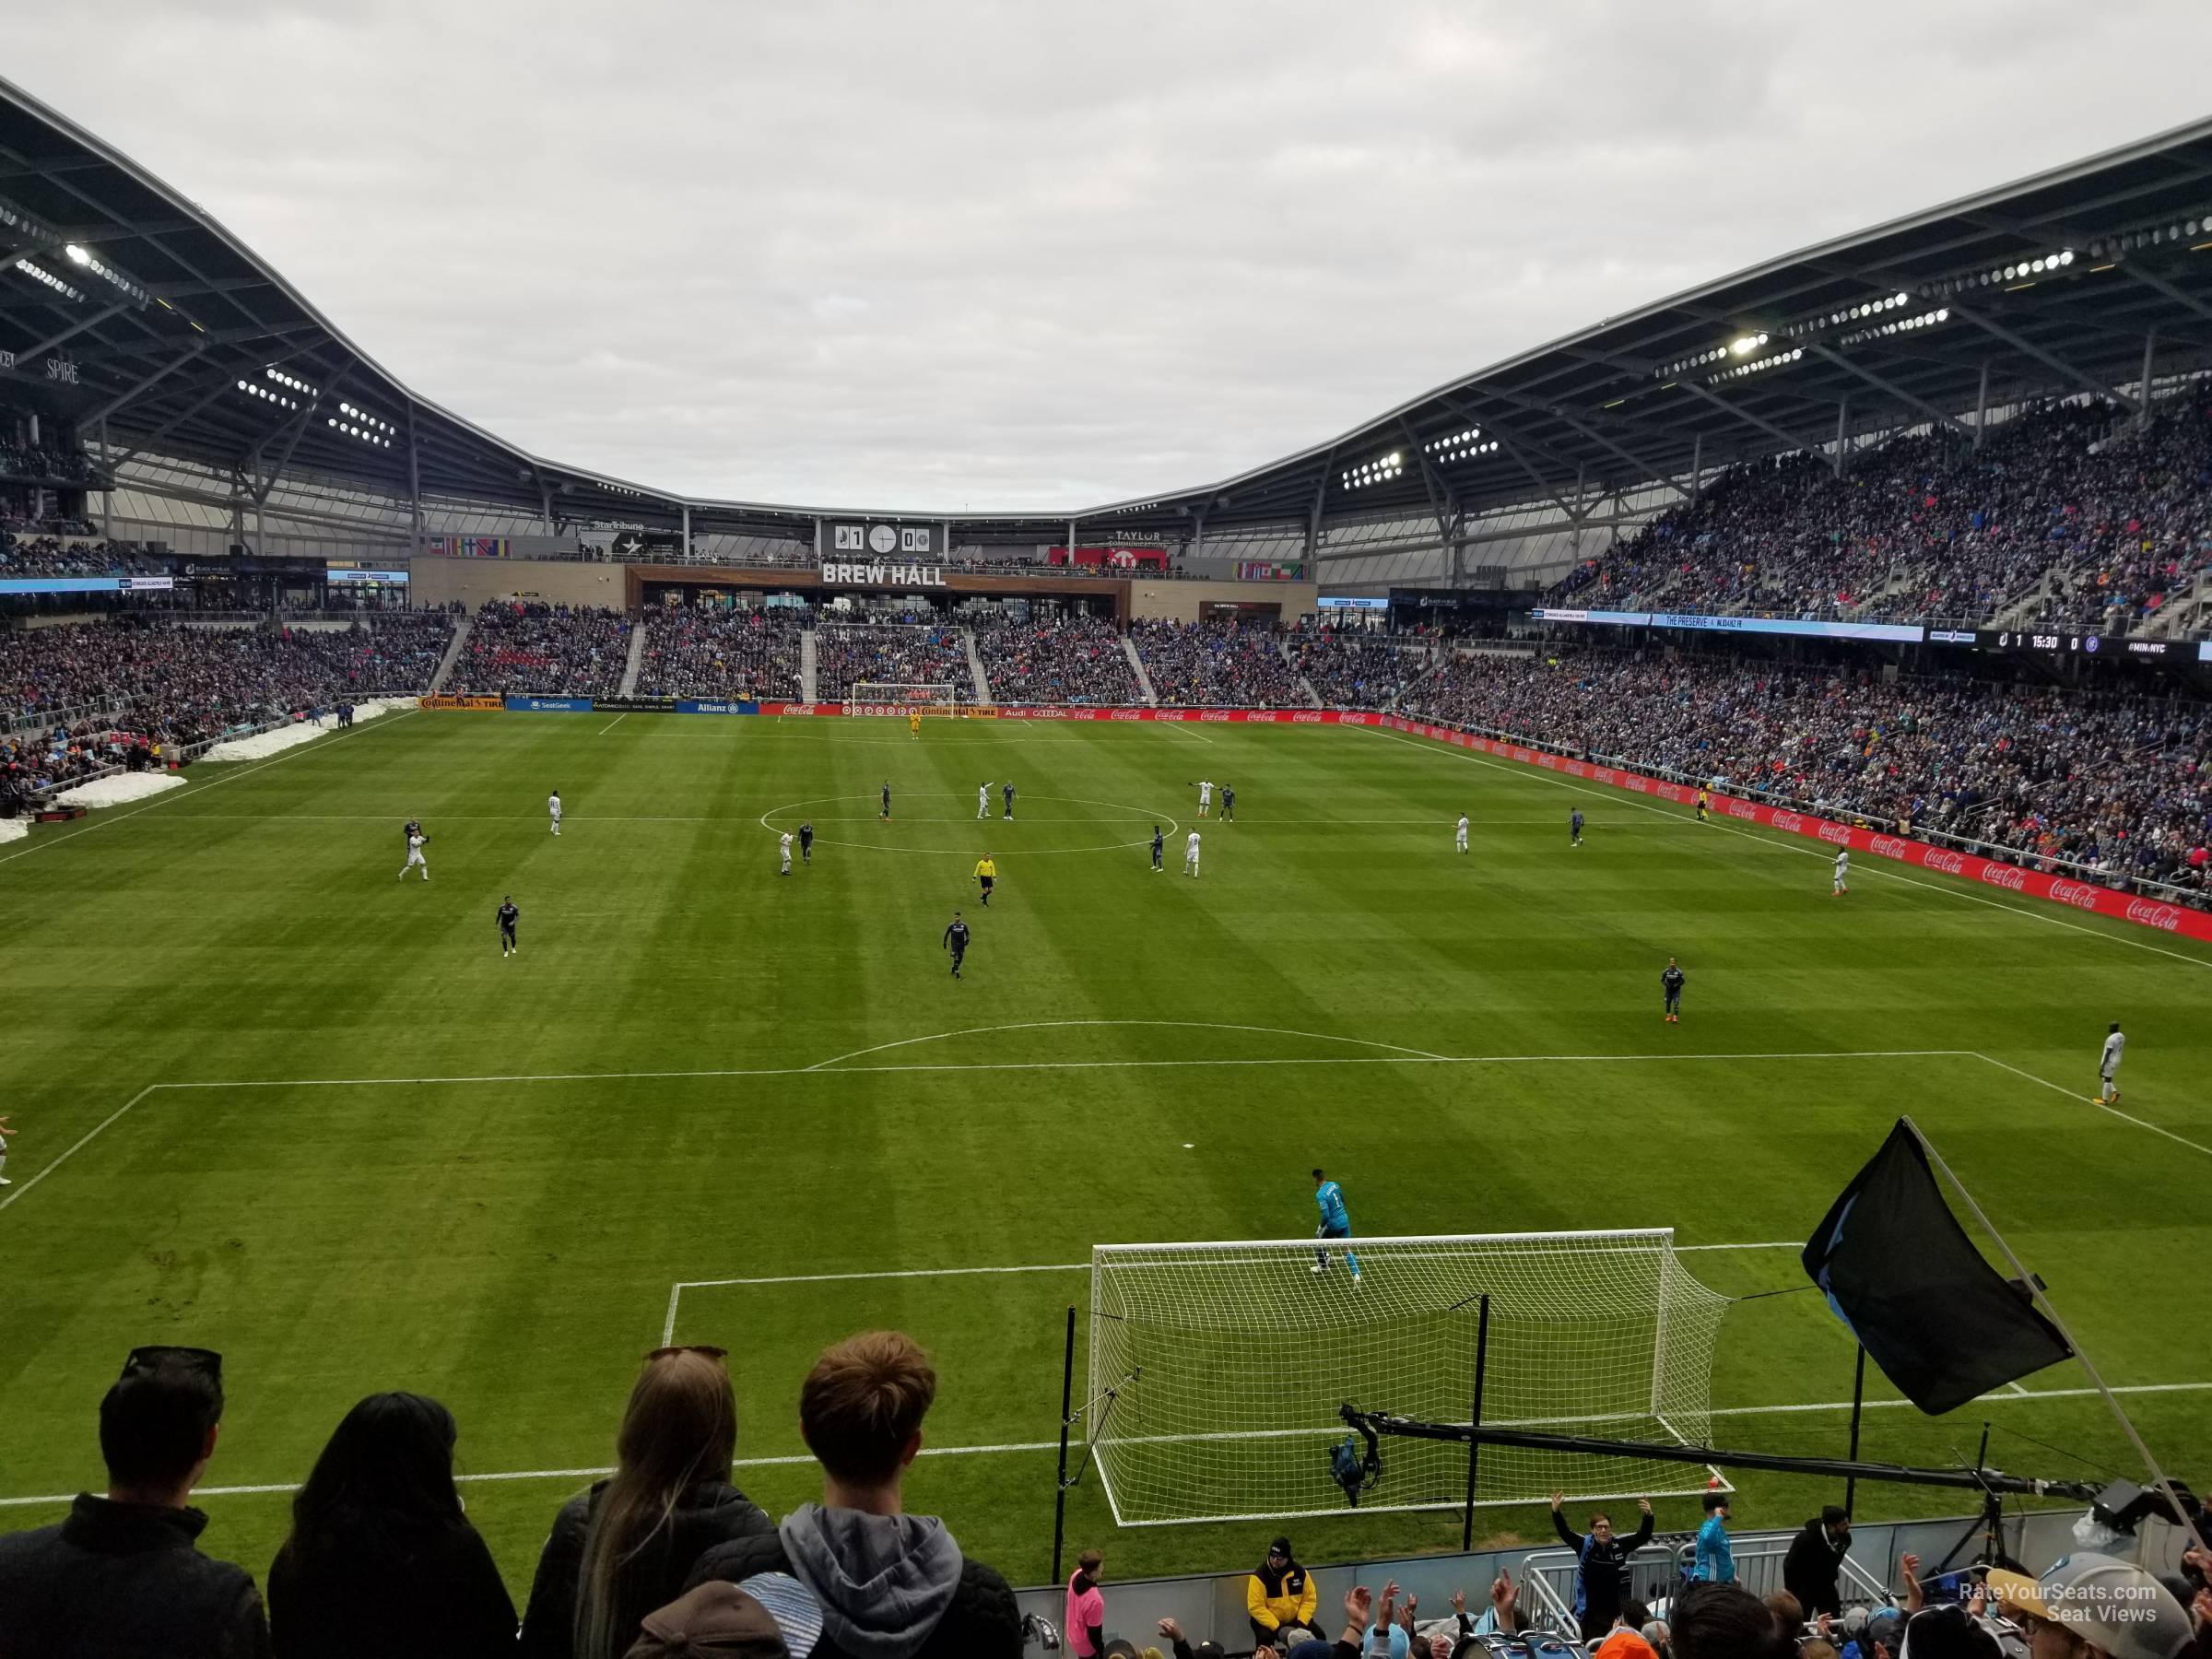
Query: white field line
0 1086 157 1215
803 1018 1452 1071
0 709 424 870
7 1378 2207 1511
1354 726 2212 971
1971 1051 2212 1159
1156 719 1215 745
596 712 628 735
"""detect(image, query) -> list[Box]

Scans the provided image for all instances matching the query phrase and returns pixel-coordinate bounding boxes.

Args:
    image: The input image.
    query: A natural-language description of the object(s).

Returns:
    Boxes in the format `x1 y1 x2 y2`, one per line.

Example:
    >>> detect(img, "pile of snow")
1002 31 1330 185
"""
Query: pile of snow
202 697 417 762
53 772 186 809
0 818 28 845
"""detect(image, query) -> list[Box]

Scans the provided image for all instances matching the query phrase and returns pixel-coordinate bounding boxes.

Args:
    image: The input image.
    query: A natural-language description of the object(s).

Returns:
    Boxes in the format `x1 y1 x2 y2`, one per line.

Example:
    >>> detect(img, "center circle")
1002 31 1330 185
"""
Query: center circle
759 794 1180 855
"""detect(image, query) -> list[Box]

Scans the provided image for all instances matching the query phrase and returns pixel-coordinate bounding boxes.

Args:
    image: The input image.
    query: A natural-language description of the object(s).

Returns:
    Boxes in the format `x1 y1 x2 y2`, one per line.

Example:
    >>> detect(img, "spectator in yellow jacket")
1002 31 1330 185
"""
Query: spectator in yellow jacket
1248 1535 1321 1648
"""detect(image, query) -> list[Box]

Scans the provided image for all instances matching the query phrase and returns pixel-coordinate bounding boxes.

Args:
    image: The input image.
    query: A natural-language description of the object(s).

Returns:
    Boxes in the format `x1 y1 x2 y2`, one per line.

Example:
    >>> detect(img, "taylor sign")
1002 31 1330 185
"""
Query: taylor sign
818 559 948 588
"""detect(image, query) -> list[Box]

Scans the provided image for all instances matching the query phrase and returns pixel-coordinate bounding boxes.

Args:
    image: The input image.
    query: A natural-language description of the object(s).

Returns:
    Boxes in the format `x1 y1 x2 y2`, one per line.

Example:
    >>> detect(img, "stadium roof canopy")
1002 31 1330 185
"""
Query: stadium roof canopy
4 71 2212 559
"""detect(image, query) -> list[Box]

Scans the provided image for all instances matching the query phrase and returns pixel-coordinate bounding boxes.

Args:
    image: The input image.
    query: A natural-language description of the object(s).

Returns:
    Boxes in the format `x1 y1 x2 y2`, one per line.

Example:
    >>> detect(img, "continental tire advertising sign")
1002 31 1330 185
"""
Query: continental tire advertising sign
421 695 502 711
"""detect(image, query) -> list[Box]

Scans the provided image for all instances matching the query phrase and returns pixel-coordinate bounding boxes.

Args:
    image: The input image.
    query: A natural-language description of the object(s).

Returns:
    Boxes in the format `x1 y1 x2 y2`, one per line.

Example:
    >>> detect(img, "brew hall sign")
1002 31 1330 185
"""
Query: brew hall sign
822 522 947 587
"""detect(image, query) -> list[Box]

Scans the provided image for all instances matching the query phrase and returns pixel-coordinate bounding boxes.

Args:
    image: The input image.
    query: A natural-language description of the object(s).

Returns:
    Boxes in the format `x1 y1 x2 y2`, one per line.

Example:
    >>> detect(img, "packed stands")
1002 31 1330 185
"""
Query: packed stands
1289 627 1432 711
450 601 631 697
635 606 806 700
1405 648 2209 893
1131 619 1307 707
0 535 167 579
816 618 971 699
1550 393 2212 631
970 611 1140 704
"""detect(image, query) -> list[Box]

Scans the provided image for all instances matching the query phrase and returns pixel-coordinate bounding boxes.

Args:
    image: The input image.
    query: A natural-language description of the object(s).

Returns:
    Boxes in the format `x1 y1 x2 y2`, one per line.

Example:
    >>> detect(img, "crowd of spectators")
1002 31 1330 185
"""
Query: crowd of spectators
816 618 971 699
1132 619 1308 706
1404 647 2210 892
970 611 1141 704
0 1331 1023 1659
1288 627 1433 711
1549 391 2212 631
451 602 632 697
0 614 455 797
635 606 806 700
0 533 161 578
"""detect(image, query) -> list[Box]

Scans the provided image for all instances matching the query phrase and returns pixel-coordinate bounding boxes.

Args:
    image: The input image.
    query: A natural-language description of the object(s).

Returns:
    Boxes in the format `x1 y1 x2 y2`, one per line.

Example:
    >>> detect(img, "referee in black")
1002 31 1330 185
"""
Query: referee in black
1662 957 1685 1023
798 821 814 865
943 912 971 979
498 896 520 959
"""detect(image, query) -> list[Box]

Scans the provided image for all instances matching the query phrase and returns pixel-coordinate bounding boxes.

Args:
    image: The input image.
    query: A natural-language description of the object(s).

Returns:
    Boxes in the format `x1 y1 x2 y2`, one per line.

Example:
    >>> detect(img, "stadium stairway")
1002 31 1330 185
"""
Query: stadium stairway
618 621 646 697
427 615 472 693
962 629 992 703
799 629 819 702
2143 570 2210 639
1123 633 1159 704
1281 636 1323 707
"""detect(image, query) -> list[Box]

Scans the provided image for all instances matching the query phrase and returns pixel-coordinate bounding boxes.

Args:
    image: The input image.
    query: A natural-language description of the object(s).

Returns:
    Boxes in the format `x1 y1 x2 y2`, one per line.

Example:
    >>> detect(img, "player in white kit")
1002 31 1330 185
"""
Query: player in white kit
548 790 562 835
400 832 429 880
1184 829 1202 876
1455 814 1469 853
779 830 794 875
978 782 993 819
2099 1022 2124 1103
1831 849 1849 895
0 1112 13 1184
1194 780 1214 818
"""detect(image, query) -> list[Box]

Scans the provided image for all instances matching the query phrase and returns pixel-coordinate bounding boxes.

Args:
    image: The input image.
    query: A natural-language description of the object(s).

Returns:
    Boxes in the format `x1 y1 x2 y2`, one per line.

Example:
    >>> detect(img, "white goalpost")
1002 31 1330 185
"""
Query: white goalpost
1086 1230 1729 1527
845 681 963 715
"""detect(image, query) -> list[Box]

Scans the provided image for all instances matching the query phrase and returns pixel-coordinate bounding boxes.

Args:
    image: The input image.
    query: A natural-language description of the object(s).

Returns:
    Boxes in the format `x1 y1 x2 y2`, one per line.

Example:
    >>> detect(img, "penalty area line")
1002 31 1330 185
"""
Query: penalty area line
1971 1052 2212 1160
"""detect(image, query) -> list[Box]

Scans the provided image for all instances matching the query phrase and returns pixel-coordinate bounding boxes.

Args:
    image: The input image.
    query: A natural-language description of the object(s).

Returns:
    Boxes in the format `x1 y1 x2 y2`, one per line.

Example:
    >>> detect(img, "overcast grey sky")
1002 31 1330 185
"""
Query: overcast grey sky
12 3 2212 512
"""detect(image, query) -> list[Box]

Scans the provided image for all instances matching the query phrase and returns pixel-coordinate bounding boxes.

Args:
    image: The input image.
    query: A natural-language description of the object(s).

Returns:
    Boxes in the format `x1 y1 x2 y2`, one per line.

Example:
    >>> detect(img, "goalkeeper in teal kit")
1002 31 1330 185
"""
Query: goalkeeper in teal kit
1311 1169 1361 1283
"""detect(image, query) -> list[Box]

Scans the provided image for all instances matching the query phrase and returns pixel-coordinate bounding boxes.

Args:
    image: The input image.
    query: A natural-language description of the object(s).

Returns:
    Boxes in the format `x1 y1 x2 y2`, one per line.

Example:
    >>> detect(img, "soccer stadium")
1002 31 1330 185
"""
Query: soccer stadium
3 34 2212 1659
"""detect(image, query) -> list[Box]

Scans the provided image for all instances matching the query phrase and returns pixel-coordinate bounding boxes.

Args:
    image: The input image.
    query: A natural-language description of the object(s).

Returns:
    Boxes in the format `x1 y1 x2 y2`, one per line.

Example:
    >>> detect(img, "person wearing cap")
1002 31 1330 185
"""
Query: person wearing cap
1155 1617 1227 1659
625 1583 791 1658
1988 1554 2195 1659
1250 1535 1324 1649
1784 1508 1854 1618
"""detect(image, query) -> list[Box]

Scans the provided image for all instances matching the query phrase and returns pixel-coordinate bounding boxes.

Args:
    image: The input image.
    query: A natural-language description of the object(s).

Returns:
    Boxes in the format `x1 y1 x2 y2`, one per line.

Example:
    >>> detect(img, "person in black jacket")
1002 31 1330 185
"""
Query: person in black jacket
521 1347 772 1659
1552 1490 1656 1641
267 1391 515 1658
686 1330 1021 1659
1783 1508 1853 1619
0 1344 269 1659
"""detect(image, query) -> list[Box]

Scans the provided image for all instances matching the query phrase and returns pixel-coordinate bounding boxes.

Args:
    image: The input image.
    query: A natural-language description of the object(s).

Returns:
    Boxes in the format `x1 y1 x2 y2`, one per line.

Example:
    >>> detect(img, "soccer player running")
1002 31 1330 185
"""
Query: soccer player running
403 816 421 853
1150 825 1164 872
1220 783 1235 822
798 821 814 865
1183 829 1201 877
1832 848 1850 896
880 782 892 821
1311 1169 1360 1282
1455 814 1469 854
400 830 429 881
974 852 996 906
978 782 993 820
548 789 561 836
1662 957 1685 1023
497 896 520 958
2099 1021 2125 1103
779 831 794 876
943 911 971 978
1570 808 1584 846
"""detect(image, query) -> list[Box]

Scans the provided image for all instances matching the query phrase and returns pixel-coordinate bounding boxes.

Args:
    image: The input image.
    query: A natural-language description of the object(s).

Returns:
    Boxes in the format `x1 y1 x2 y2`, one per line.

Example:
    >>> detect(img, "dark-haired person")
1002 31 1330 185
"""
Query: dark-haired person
1782 1507 1853 1619
519 1347 772 1659
1671 1581 1796 1659
1247 1535 1322 1648
1551 1490 1655 1641
685 1329 1021 1658
0 1345 270 1657
268 1391 516 1658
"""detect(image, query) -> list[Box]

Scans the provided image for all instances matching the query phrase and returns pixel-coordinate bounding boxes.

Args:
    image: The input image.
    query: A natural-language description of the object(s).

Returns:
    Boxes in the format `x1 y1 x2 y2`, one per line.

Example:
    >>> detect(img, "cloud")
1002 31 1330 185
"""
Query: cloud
10 0 2210 511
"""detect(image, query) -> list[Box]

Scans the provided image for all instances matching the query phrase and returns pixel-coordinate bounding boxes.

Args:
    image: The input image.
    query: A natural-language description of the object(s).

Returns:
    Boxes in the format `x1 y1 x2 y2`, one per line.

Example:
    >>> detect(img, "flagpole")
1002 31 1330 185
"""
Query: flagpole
1901 1115 2194 1537
1844 1344 1866 1515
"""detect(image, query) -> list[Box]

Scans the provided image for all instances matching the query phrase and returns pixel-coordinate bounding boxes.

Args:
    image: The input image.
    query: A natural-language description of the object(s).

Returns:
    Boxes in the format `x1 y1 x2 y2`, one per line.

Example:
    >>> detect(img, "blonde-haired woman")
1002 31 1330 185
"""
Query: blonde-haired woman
518 1347 771 1659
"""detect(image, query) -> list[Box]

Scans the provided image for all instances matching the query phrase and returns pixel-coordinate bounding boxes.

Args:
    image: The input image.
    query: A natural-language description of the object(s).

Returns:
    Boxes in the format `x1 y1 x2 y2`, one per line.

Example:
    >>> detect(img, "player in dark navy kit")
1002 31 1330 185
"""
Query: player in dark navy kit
1002 781 1016 820
1150 824 1165 872
798 821 814 865
880 782 892 821
1662 958 1685 1022
1571 808 1585 846
403 816 422 852
498 896 520 959
943 912 971 978
1220 784 1235 822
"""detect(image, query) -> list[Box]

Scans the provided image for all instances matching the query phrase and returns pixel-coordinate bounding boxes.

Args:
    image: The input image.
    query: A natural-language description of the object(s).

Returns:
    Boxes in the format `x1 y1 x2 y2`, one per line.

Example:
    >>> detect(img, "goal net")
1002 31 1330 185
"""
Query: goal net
846 682 962 715
1088 1230 1728 1526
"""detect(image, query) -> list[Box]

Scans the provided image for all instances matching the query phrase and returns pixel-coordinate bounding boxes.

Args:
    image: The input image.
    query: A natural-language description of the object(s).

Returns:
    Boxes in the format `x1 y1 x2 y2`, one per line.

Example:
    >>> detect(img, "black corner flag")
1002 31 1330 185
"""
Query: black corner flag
1803 1121 2072 1415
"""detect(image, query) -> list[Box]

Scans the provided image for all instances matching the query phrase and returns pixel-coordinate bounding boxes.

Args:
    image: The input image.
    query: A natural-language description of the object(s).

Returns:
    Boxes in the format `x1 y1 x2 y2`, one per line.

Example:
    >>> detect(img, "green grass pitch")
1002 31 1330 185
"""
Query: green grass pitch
3 708 2207 1597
